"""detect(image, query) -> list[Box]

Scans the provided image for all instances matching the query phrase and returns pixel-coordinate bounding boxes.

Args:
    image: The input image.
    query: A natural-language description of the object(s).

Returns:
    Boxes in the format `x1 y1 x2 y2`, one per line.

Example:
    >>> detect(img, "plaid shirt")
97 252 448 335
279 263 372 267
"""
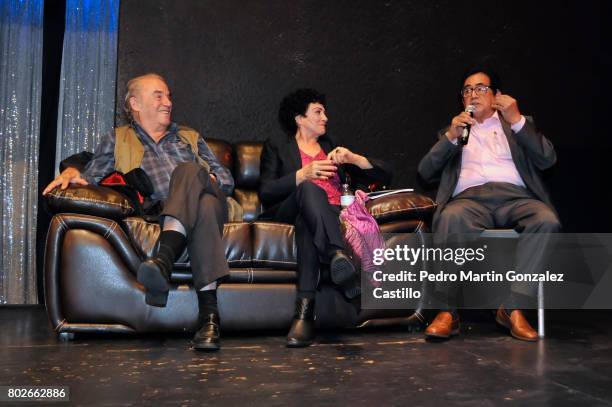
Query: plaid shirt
82 122 234 200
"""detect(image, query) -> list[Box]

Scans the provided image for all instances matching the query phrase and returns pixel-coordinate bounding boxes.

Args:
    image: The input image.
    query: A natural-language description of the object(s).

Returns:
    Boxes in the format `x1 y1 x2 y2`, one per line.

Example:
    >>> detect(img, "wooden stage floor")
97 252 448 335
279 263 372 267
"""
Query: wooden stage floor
1 306 611 406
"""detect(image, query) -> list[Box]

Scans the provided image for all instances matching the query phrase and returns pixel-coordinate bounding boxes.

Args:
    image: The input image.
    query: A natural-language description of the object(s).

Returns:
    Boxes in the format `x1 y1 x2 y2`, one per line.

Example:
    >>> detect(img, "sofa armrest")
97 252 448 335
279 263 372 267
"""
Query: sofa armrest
366 192 436 224
45 185 135 220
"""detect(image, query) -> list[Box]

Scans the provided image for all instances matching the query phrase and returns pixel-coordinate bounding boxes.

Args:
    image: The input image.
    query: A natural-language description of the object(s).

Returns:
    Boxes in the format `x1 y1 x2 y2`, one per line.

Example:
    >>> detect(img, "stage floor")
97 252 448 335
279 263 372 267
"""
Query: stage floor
1 306 611 406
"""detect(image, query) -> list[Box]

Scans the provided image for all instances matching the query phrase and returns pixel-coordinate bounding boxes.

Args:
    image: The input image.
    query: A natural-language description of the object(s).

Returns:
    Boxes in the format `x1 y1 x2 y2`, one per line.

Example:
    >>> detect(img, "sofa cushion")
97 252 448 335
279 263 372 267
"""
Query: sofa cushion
251 222 297 269
124 217 160 259
170 268 297 284
234 142 263 189
123 219 254 266
47 185 134 220
206 138 233 170
366 192 436 223
123 218 298 273
223 222 253 267
234 189 263 221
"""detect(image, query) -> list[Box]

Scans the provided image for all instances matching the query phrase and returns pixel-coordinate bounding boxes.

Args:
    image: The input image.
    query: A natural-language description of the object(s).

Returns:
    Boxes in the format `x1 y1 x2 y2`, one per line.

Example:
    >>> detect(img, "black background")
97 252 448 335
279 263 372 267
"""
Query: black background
113 0 608 232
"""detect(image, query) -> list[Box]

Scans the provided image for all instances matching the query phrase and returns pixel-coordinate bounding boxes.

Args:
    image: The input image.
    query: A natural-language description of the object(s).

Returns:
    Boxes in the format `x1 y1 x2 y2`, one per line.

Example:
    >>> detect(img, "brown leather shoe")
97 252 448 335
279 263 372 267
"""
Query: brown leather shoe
425 311 460 339
496 306 538 342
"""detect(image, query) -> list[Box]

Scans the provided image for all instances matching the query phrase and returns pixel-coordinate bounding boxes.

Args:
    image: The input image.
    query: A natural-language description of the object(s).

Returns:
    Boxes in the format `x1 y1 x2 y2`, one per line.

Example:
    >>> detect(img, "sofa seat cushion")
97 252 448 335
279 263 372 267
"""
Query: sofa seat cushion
123 218 297 272
251 222 296 269
170 268 297 284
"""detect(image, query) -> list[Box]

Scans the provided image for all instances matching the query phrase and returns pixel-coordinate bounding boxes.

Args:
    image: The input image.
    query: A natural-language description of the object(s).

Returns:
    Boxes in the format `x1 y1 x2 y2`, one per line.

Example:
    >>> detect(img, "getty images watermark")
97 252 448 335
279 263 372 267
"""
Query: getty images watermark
360 233 612 309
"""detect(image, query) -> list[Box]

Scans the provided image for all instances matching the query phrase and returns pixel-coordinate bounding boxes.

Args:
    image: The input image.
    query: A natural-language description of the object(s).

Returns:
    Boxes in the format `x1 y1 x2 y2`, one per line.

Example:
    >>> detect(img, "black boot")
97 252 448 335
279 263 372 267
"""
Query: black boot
287 298 316 348
137 230 185 307
329 250 357 286
330 250 361 300
341 277 362 300
192 313 221 351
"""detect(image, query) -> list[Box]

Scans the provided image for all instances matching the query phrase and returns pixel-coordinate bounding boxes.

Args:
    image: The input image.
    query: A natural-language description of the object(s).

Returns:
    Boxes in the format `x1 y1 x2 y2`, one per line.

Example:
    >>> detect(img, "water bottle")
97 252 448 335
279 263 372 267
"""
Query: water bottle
340 183 354 208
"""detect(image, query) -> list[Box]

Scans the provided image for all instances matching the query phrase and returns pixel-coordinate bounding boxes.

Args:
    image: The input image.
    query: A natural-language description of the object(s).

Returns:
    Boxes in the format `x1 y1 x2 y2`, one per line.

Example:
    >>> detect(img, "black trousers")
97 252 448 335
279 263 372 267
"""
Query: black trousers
160 162 229 290
433 182 561 304
272 182 346 294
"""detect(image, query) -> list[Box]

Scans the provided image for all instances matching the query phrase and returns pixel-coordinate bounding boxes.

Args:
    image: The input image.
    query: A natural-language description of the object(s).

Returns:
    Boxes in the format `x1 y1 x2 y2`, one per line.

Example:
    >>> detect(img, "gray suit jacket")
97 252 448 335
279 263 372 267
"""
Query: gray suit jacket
417 116 557 219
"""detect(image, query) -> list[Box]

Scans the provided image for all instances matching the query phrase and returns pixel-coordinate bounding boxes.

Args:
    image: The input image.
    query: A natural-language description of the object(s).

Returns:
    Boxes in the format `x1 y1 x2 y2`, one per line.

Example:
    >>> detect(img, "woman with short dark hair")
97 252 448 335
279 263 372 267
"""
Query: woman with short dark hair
259 88 391 347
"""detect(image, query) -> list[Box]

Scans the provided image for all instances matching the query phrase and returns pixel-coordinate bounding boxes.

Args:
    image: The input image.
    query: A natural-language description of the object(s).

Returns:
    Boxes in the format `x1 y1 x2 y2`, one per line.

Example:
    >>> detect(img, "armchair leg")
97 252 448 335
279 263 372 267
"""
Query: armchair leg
58 332 75 341
537 281 545 338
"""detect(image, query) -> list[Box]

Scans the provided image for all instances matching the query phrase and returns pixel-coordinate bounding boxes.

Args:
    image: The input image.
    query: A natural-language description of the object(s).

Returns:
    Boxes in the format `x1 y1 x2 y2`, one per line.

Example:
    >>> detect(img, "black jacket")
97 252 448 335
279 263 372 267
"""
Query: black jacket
259 134 391 218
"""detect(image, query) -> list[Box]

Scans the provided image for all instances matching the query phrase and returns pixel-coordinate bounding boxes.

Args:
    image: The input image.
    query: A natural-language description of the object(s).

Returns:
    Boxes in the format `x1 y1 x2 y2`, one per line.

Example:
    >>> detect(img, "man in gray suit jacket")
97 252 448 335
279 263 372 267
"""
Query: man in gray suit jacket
418 66 561 342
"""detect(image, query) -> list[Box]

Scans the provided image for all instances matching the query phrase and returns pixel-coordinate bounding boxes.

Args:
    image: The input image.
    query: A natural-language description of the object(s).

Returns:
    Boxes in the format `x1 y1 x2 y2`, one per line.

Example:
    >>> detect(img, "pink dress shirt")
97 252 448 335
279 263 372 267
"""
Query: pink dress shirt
453 112 527 197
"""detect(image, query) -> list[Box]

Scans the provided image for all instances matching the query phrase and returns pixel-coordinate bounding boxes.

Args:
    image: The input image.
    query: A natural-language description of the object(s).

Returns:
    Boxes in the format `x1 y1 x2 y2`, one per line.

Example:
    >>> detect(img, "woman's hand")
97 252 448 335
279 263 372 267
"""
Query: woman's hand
42 167 88 195
328 146 373 169
296 160 337 184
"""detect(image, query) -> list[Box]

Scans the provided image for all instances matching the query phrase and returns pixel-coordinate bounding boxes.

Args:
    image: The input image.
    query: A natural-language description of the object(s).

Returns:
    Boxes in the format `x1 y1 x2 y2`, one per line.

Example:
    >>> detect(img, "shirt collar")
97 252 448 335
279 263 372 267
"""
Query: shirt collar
131 121 178 144
473 111 500 129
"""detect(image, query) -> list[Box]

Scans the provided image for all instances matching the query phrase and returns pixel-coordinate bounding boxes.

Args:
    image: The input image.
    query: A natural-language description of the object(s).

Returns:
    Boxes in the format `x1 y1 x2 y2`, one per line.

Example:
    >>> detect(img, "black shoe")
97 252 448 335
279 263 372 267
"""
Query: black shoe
330 250 357 286
287 298 316 348
341 280 361 300
330 250 361 300
192 313 221 351
137 258 170 307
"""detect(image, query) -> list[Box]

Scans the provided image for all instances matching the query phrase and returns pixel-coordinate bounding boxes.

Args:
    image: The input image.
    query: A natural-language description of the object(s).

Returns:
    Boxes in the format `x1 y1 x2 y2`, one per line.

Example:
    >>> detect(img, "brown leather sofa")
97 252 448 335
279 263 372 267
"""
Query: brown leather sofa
44 139 436 340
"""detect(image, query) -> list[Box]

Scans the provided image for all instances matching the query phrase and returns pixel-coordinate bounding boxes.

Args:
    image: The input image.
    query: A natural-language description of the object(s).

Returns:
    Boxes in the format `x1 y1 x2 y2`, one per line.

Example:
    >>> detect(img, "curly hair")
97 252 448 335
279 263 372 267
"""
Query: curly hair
278 88 326 136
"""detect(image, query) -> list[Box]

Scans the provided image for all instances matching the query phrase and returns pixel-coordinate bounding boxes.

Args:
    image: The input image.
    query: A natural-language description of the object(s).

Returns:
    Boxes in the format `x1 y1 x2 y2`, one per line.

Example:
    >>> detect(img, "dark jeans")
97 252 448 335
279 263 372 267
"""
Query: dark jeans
160 162 229 290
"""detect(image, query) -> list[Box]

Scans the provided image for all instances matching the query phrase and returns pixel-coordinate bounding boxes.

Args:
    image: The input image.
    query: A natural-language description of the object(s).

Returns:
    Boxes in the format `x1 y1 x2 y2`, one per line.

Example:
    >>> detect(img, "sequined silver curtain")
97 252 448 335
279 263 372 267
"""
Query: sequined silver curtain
0 0 43 304
55 0 119 165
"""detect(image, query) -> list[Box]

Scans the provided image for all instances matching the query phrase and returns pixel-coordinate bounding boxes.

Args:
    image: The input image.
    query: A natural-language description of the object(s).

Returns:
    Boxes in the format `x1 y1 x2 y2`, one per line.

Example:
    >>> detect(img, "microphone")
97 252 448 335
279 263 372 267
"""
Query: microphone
459 104 475 145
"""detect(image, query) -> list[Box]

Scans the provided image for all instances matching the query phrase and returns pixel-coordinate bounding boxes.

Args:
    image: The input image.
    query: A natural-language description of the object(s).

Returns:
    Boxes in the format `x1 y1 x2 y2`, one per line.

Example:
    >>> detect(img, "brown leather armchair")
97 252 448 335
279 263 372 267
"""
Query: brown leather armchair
44 139 436 340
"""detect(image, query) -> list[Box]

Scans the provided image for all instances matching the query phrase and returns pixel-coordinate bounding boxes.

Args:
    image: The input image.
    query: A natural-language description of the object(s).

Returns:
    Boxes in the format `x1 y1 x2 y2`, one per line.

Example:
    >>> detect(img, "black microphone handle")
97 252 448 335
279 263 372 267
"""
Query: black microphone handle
459 111 474 145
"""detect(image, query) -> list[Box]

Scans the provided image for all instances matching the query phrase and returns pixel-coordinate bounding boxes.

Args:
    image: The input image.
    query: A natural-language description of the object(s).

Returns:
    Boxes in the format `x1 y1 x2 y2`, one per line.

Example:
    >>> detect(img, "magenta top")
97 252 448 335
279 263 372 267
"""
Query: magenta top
299 148 341 205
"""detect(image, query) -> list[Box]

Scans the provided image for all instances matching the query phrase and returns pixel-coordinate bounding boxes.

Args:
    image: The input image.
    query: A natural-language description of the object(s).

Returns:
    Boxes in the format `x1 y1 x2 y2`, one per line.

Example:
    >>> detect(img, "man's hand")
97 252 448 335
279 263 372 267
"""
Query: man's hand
42 167 88 195
447 112 476 140
493 91 522 125
296 159 337 184
327 146 373 169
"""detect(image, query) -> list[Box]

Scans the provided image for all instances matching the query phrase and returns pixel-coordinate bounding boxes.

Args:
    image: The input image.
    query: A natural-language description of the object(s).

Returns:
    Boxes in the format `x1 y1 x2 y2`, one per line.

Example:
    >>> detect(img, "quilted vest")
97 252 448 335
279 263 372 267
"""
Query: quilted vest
114 125 210 173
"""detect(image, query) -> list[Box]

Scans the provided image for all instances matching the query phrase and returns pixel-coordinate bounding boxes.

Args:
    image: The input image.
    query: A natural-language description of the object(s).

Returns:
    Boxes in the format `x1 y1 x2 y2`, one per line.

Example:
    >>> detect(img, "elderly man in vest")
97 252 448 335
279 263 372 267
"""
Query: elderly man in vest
43 73 234 351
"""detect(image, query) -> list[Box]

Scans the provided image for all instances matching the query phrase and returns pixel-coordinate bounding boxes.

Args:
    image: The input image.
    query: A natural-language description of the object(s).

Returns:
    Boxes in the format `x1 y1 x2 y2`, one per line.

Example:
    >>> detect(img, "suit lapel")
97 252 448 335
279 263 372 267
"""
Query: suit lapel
500 117 520 161
287 137 302 172
289 134 334 166
318 135 347 183
319 136 333 155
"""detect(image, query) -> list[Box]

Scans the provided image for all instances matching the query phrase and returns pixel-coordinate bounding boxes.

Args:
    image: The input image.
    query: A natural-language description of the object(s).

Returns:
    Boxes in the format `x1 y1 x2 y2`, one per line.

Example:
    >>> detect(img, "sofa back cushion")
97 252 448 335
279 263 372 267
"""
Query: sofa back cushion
205 138 234 170
206 138 264 221
234 142 262 189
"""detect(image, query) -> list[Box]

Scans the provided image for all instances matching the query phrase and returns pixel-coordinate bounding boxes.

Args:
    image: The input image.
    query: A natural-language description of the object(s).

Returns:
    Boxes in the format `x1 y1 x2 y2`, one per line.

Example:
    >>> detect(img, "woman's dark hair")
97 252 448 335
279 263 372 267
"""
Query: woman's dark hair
458 64 502 101
278 88 326 136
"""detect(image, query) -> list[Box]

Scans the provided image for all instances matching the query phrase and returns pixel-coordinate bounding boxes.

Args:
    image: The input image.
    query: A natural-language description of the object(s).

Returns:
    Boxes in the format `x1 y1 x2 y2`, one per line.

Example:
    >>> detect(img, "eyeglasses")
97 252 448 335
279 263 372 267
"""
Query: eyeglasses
461 85 490 98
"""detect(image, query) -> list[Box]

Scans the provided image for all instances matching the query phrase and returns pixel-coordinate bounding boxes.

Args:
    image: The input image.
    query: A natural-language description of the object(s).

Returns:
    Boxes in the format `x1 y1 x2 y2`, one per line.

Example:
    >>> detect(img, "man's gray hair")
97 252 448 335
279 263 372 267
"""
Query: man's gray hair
123 73 167 121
